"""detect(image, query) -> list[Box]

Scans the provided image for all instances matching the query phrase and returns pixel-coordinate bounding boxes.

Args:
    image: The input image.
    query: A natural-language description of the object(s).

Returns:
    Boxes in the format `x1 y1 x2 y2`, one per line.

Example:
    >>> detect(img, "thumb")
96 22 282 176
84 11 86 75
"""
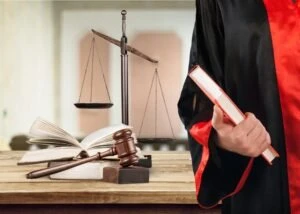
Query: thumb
212 105 227 130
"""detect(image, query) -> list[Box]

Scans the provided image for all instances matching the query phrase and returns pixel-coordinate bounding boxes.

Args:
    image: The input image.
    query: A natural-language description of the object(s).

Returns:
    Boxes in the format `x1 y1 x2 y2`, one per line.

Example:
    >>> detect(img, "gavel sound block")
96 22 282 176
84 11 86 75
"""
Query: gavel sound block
96 129 150 184
100 129 149 184
102 166 149 184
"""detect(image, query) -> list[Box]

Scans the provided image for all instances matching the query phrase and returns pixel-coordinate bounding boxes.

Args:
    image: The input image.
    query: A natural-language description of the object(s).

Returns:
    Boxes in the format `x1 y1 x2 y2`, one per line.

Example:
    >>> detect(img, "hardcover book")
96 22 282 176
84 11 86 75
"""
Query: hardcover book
189 65 279 164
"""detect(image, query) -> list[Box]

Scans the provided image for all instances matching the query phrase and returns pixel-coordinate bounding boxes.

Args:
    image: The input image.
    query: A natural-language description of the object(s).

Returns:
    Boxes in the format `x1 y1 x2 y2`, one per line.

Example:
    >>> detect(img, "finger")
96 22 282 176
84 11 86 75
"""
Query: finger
258 133 272 154
247 122 264 143
266 132 271 144
233 113 257 136
223 114 232 124
251 128 271 156
212 105 228 130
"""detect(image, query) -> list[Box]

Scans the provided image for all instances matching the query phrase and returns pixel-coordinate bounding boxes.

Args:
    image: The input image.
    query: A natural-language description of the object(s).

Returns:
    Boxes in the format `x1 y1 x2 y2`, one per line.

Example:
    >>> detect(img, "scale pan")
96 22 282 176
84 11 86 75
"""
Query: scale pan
74 103 113 109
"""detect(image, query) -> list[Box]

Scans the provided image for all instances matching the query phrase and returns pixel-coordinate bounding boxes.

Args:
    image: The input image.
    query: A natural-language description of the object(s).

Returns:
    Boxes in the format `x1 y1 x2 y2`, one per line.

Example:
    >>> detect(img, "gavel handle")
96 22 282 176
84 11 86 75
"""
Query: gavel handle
26 148 115 179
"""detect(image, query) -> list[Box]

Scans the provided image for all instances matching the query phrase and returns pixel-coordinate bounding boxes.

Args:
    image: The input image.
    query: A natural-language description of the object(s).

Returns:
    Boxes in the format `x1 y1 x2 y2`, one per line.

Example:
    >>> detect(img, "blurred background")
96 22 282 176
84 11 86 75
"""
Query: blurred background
0 0 195 151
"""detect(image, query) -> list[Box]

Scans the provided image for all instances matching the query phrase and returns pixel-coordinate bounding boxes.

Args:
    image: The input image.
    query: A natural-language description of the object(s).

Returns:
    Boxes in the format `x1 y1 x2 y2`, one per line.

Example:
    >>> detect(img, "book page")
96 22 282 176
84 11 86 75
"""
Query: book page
27 137 80 147
87 133 138 150
17 147 82 165
29 117 82 149
189 66 222 100
17 147 114 165
217 94 245 125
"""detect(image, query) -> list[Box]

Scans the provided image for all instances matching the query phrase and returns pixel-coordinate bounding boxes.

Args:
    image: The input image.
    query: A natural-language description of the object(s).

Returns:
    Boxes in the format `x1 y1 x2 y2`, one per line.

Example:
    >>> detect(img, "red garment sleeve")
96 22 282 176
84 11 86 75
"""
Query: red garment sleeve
189 121 254 208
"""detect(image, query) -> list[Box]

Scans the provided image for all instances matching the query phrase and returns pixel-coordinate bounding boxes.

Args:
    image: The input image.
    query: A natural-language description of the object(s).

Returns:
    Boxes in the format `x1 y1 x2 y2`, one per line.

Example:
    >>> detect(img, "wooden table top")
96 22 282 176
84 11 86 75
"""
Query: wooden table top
0 151 197 204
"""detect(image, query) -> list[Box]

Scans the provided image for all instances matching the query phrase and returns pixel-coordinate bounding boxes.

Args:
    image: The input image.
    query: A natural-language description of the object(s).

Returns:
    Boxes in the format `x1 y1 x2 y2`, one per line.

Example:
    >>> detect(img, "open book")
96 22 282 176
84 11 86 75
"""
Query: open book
189 65 279 165
18 117 140 165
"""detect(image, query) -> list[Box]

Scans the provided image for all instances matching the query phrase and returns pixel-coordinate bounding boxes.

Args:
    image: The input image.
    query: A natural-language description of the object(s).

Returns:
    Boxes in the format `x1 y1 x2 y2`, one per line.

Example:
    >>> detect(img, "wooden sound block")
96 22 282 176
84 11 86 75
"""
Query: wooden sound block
138 155 152 168
102 166 149 184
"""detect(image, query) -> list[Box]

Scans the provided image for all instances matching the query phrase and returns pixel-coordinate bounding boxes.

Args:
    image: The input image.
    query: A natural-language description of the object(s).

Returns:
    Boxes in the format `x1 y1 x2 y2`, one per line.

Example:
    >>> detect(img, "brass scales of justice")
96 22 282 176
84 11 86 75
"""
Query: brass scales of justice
75 10 175 144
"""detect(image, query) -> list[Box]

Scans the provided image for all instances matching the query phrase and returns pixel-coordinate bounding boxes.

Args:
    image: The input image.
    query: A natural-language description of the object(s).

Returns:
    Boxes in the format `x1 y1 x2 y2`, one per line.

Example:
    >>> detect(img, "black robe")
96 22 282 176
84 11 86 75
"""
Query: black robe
178 0 299 213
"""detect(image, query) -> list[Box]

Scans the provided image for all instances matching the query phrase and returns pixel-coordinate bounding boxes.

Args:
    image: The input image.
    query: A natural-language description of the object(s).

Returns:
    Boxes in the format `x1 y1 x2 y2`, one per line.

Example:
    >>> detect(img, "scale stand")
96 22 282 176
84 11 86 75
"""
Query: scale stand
91 11 159 124
120 10 129 125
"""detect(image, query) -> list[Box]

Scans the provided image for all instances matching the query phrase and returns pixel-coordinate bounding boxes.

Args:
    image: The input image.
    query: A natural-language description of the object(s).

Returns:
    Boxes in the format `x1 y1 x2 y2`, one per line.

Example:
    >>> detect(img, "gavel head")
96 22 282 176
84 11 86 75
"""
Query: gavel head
113 129 139 167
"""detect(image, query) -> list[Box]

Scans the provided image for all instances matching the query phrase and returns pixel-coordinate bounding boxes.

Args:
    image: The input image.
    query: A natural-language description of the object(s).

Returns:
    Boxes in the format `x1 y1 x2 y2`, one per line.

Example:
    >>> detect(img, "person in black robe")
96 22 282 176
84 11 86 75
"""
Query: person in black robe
178 0 300 213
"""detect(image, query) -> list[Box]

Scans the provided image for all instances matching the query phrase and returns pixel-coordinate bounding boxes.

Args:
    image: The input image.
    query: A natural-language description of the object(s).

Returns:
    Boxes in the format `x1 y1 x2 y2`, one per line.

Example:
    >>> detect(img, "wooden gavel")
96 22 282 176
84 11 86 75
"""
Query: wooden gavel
26 129 139 179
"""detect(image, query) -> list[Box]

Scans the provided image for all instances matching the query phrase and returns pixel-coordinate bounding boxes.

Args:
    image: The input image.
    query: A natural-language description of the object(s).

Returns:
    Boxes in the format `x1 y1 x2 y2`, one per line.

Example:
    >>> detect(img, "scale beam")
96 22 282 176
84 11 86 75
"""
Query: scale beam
91 29 159 64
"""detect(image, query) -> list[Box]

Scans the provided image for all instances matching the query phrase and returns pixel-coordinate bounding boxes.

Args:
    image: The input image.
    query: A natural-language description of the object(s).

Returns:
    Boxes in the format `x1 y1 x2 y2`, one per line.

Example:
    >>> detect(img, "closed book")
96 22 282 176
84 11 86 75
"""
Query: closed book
48 160 118 180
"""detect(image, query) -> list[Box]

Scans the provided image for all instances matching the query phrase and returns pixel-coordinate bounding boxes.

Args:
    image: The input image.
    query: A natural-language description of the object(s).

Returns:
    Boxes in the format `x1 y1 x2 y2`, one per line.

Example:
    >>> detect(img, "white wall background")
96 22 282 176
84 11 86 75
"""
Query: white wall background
0 1 55 144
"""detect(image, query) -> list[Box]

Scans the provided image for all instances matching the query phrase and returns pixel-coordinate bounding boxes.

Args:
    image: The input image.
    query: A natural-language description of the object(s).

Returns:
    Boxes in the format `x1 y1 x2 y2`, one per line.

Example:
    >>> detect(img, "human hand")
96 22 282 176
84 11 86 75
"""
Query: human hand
211 105 271 157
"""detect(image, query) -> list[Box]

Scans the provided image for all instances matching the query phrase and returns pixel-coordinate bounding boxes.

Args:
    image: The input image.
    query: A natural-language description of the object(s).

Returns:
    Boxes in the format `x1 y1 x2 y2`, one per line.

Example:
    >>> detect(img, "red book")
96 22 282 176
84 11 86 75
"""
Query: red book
189 65 279 165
